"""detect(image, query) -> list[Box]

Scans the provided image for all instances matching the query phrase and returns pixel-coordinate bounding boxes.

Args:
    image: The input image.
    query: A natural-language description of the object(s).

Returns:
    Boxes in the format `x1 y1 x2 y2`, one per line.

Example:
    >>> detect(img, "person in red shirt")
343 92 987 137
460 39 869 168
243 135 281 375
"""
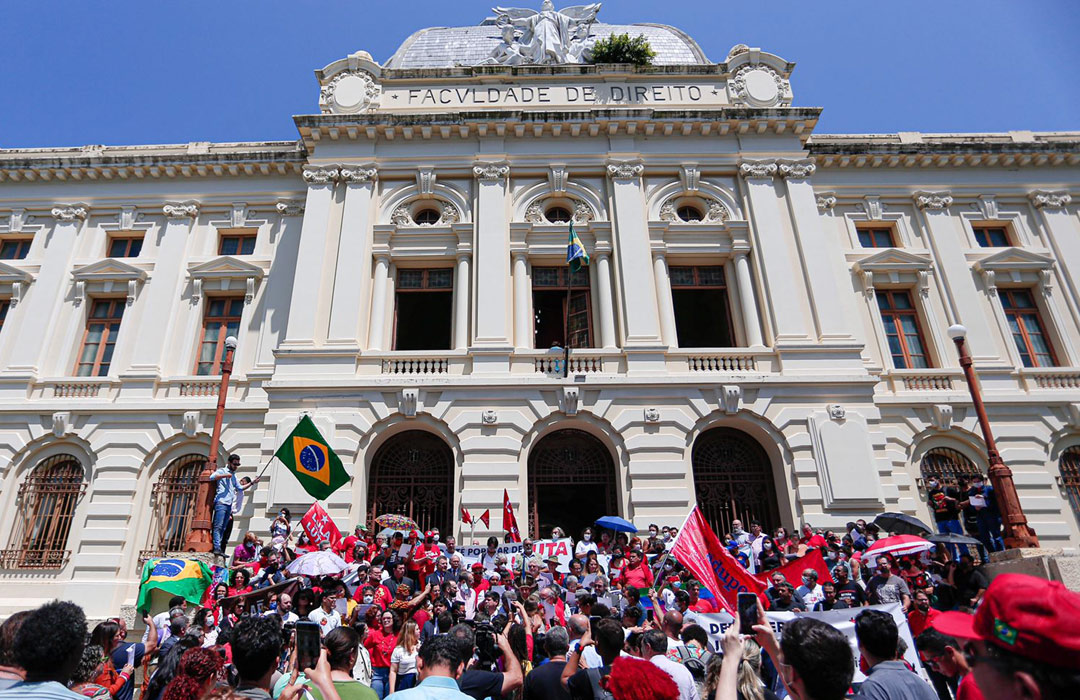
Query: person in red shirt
410 531 439 583
617 549 654 590
338 524 366 562
907 589 940 637
916 627 984 700
353 561 394 610
684 579 715 613
364 608 401 698
470 563 491 594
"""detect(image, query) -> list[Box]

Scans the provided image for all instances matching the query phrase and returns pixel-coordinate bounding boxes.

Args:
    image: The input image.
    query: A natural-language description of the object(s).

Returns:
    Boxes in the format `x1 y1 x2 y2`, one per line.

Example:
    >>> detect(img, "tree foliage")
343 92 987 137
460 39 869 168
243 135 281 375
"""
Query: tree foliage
589 33 656 66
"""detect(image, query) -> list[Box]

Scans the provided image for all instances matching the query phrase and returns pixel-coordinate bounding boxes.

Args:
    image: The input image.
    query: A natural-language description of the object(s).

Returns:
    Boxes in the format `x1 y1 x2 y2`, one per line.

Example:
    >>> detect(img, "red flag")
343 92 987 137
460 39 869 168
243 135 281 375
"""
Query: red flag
461 507 473 525
478 509 491 528
300 502 341 548
671 507 766 614
502 490 521 543
753 548 834 587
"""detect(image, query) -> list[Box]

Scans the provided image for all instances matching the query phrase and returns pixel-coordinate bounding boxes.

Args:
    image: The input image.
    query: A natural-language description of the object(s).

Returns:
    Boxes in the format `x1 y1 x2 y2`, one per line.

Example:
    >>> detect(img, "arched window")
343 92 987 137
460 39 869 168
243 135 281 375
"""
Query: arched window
545 206 572 223
677 205 703 222
368 431 453 534
414 208 441 225
528 429 617 539
2 455 85 569
920 447 982 487
142 454 205 560
1061 445 1080 517
692 428 780 536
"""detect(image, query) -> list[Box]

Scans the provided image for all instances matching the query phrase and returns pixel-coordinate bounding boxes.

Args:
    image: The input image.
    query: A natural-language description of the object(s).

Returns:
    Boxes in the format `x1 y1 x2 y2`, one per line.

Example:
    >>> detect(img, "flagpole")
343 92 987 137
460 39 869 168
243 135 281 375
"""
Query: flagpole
563 264 571 379
254 455 279 483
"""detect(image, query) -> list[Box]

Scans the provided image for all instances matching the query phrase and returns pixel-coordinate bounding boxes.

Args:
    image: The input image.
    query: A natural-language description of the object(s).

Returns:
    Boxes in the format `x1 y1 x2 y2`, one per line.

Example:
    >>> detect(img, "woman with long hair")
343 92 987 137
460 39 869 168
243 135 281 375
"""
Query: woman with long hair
145 634 202 700
363 609 401 699
758 536 781 572
575 527 598 557
161 647 224 700
88 621 133 697
270 508 292 540
704 638 778 700
70 645 110 699
388 619 420 693
229 568 254 597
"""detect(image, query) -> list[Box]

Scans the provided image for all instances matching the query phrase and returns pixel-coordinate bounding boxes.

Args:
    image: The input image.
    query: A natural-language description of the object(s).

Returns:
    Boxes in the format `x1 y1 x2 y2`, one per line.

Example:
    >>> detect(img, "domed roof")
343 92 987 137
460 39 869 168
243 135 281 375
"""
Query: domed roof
384 21 709 69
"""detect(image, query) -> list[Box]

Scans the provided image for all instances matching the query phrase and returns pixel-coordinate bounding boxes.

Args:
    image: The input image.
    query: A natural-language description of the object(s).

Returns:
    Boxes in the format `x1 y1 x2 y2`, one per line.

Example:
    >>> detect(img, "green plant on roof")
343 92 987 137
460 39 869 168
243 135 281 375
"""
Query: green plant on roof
590 33 656 66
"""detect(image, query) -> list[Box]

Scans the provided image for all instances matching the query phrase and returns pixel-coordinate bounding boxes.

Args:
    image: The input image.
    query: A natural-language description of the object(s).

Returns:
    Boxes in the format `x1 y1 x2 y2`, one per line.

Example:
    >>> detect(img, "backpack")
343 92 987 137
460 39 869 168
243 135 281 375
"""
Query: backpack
675 645 714 684
585 667 615 700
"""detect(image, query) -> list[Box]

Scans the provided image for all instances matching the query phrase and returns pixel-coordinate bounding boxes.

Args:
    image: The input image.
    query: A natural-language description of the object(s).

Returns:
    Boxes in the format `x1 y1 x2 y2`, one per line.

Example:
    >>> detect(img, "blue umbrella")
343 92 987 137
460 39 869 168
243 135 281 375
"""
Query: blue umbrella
595 515 637 533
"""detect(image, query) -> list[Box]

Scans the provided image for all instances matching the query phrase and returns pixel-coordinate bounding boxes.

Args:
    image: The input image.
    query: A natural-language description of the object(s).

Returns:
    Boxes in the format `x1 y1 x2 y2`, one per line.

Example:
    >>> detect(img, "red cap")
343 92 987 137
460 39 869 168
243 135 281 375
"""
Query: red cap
931 573 1080 669
424 530 434 538
471 562 485 570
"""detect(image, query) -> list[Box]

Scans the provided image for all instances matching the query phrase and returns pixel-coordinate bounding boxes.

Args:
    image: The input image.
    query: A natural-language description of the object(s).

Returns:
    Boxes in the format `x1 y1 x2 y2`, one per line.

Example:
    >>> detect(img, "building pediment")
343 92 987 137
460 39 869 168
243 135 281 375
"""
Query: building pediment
973 248 1054 273
187 256 265 305
72 258 147 283
852 249 933 273
0 261 33 306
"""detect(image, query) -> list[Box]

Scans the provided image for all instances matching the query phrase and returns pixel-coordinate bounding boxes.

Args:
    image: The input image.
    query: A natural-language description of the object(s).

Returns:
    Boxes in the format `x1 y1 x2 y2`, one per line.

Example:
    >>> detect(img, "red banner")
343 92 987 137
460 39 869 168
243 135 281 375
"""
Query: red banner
753 548 835 587
300 502 341 548
671 507 766 614
461 507 473 524
503 490 521 543
478 509 491 528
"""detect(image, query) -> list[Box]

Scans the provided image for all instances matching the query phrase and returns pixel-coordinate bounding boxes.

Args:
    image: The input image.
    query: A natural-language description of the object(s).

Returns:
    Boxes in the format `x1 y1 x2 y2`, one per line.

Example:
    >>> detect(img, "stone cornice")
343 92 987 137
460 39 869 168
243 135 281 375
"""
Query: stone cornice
810 132 1080 168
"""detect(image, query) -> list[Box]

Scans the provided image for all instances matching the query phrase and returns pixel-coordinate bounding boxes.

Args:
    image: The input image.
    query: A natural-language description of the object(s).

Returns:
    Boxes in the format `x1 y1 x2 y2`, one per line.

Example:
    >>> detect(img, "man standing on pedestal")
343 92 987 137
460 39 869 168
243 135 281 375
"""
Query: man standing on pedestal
210 454 259 555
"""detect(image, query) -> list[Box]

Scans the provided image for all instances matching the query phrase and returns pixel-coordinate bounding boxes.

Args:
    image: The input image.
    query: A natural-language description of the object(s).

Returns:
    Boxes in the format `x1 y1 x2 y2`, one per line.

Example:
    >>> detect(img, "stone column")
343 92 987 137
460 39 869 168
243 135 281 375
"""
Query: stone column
367 255 391 351
651 252 678 348
733 251 764 347
608 161 663 345
327 166 377 346
281 166 338 347
914 192 999 362
512 253 530 349
5 205 87 376
739 161 812 340
779 159 856 340
472 163 512 347
1029 191 1080 327
595 251 618 349
125 203 197 376
454 252 472 350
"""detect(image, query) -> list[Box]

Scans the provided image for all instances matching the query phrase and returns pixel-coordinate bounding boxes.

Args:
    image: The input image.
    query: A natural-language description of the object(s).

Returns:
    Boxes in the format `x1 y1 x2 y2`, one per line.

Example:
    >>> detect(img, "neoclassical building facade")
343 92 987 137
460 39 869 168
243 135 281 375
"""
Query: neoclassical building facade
1 8 1079 616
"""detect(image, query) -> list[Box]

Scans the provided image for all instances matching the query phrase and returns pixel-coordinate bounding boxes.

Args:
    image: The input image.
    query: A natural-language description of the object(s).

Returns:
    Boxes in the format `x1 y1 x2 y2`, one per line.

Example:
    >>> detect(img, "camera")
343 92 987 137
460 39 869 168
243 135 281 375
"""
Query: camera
464 619 500 670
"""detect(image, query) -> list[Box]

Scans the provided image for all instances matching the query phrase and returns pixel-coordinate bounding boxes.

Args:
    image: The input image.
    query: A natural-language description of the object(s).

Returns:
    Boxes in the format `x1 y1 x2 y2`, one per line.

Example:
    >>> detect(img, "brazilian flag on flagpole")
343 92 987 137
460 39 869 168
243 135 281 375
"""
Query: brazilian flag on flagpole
137 558 212 613
274 415 350 501
567 221 589 272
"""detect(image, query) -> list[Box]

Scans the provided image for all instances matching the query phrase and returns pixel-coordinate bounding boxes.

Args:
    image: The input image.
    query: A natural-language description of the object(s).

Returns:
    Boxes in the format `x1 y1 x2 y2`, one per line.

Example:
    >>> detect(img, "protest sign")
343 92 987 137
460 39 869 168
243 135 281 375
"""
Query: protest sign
300 502 341 548
697 603 926 684
458 537 576 571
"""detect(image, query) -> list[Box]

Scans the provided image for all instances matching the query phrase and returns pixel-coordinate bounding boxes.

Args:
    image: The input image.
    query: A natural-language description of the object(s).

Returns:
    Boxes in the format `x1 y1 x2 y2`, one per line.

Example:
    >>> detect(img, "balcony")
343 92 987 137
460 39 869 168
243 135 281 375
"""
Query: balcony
669 349 777 374
1019 368 1080 391
879 369 964 394
359 351 471 377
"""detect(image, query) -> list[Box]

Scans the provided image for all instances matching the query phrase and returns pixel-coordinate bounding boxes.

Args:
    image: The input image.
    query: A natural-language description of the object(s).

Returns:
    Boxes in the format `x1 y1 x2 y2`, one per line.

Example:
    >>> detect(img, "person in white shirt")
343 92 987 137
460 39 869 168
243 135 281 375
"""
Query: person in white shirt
308 590 342 637
142 596 187 644
641 629 700 700
795 568 826 610
575 527 598 558
269 593 299 624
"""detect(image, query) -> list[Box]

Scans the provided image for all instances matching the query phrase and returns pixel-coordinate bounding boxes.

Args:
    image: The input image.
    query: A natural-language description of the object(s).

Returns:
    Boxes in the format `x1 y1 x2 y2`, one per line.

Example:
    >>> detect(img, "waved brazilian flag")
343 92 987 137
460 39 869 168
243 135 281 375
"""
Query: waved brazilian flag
137 558 212 613
275 415 349 501
567 221 589 273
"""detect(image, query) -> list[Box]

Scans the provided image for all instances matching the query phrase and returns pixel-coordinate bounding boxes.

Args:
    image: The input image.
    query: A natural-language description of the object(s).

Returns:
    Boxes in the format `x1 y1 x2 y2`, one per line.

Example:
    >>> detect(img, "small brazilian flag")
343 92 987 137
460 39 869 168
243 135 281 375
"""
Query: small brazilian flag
274 415 350 501
137 558 212 613
567 222 589 273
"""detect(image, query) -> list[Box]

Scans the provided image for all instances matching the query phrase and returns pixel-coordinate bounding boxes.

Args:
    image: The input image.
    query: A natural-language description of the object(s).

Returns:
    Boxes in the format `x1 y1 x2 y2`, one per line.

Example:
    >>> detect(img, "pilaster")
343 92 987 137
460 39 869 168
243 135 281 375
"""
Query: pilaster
327 165 377 347
594 249 618 349
471 162 513 371
1029 191 1080 336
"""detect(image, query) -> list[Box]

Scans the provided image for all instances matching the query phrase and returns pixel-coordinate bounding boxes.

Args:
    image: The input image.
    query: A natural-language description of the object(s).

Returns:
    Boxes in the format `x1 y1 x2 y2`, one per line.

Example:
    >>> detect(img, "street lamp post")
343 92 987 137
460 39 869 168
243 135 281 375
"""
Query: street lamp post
184 335 238 553
947 324 1039 549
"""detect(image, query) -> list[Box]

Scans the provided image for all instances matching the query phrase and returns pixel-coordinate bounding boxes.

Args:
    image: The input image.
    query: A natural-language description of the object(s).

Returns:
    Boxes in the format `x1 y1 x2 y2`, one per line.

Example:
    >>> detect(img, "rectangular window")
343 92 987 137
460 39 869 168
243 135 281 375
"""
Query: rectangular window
876 290 930 369
1000 289 1056 367
108 235 144 258
0 238 32 260
196 296 244 375
218 229 257 256
532 267 592 349
75 299 125 377
973 226 1011 248
856 227 896 248
669 265 735 347
393 268 453 351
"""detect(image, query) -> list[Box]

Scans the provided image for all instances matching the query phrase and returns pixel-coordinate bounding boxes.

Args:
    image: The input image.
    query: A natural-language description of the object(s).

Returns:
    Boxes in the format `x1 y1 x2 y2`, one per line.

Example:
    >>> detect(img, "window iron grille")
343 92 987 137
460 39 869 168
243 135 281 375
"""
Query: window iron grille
1 455 85 570
141 454 204 559
692 428 780 538
367 431 454 535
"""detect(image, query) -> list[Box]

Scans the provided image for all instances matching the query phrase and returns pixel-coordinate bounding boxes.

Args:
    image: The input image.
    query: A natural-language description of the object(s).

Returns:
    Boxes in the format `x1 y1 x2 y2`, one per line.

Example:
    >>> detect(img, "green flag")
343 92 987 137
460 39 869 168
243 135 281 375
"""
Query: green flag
274 415 350 501
136 558 212 613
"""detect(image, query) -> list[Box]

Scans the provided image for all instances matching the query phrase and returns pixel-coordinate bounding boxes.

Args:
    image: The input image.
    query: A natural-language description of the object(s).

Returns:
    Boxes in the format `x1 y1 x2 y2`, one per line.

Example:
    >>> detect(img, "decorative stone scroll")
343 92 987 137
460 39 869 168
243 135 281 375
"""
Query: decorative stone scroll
276 200 305 216
51 206 88 221
606 161 644 179
913 191 953 210
473 163 510 181
1028 190 1072 210
320 70 380 114
778 159 816 180
302 166 340 185
340 166 378 183
163 202 200 219
738 160 778 180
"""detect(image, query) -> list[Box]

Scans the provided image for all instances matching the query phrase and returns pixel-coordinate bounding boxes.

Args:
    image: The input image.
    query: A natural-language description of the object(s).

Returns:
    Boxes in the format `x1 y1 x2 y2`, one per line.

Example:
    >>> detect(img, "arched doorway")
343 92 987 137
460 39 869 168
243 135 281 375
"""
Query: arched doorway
528 429 617 540
692 428 780 536
367 431 454 534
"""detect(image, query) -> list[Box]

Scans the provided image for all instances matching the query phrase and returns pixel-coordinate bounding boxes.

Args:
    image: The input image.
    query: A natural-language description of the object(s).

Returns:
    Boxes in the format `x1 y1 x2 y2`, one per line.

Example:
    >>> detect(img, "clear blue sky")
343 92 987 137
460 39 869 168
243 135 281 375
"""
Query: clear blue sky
2 0 1077 148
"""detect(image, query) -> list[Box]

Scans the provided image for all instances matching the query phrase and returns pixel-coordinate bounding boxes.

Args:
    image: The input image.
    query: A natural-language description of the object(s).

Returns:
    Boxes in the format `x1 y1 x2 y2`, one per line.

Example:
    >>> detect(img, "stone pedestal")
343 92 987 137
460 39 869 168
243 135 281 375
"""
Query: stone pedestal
985 547 1080 591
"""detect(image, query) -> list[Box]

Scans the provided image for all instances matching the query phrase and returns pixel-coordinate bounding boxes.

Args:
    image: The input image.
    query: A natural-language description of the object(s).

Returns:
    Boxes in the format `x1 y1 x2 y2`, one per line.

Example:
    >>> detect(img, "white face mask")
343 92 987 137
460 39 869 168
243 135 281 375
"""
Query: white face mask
764 543 773 550
663 533 671 541
433 534 440 542
363 595 374 604
649 530 657 537
583 533 592 541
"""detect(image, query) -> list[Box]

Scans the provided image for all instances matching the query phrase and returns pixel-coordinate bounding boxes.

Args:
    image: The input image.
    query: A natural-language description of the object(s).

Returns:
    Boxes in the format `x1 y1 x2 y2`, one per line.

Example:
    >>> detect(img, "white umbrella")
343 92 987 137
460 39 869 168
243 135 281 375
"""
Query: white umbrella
285 550 347 577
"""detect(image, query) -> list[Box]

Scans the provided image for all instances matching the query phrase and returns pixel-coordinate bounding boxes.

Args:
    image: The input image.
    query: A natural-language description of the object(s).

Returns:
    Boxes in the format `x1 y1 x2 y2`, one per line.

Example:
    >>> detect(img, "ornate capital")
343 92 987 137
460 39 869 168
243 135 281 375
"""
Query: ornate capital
1028 190 1072 210
816 193 837 211
162 201 200 219
51 206 88 221
303 166 340 185
276 200 305 216
738 160 778 180
778 159 817 180
913 191 953 210
606 161 644 180
473 163 510 181
340 165 378 183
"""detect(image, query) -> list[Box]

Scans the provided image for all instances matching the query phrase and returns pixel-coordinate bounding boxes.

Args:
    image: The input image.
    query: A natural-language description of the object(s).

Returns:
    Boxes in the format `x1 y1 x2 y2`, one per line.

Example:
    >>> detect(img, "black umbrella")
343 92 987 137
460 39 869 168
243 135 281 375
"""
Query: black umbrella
926 532 982 546
873 512 931 536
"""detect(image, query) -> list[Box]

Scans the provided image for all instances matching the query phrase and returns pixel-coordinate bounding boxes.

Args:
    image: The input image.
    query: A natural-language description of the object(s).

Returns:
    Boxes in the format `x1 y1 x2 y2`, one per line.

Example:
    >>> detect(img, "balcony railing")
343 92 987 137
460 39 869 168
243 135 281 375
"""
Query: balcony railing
880 369 963 393
1021 369 1080 391
668 350 776 374
0 548 70 570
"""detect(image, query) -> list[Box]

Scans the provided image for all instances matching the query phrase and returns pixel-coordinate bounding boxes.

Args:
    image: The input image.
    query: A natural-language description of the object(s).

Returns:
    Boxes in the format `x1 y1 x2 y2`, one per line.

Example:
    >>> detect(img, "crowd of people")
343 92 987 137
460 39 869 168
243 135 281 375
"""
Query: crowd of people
0 472 1073 700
